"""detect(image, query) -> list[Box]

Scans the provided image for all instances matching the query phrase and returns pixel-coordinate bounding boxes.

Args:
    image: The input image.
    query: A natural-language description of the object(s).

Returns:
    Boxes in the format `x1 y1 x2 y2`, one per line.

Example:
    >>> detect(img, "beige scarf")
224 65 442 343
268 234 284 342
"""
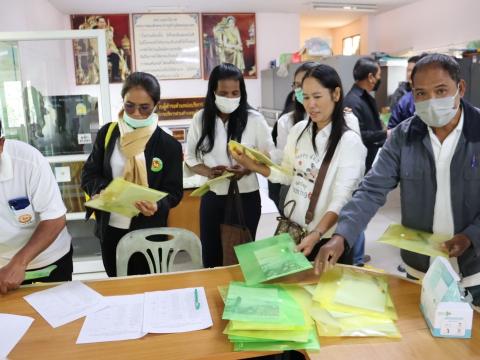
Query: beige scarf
118 116 157 186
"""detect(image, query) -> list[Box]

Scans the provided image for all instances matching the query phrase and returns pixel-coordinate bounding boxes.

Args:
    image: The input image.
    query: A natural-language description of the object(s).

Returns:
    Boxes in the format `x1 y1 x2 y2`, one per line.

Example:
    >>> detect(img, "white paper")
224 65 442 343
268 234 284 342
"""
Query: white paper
24 281 106 328
77 294 146 344
54 166 71 183
143 287 213 333
78 133 92 145
0 313 34 358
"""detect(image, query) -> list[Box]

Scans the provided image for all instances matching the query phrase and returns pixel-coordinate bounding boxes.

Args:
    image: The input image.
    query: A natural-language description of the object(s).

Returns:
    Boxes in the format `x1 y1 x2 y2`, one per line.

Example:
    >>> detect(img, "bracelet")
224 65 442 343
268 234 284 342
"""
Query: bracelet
309 229 323 239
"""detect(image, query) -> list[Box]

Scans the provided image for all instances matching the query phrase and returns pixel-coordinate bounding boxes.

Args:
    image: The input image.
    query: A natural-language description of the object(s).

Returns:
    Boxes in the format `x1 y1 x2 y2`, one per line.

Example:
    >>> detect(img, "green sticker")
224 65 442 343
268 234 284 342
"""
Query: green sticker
151 157 163 172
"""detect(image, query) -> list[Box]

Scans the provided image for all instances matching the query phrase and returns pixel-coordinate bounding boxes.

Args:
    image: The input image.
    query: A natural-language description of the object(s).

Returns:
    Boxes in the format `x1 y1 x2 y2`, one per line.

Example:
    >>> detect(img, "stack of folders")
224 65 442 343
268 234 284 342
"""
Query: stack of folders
309 266 401 338
220 234 320 352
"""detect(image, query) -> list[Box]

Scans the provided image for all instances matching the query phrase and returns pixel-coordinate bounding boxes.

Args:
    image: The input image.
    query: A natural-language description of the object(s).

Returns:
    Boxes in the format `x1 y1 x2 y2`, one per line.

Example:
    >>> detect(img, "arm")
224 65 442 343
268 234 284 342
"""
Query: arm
0 216 66 294
388 101 403 130
348 102 387 146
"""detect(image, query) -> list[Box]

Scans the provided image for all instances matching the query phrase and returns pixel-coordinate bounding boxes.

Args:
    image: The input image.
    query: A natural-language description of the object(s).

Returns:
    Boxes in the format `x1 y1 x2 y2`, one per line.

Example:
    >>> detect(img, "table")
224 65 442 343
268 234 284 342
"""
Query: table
1 266 479 360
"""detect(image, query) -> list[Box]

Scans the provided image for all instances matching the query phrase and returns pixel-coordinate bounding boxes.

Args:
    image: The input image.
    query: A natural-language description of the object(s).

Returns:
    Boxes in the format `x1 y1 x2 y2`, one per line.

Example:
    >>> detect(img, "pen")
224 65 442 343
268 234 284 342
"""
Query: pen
194 288 201 310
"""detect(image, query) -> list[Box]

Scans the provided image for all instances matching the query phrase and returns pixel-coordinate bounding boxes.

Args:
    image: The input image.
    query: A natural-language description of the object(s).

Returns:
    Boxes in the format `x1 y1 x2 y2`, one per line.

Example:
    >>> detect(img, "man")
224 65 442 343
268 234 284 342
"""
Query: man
344 57 387 172
388 54 427 130
0 120 72 294
310 54 480 305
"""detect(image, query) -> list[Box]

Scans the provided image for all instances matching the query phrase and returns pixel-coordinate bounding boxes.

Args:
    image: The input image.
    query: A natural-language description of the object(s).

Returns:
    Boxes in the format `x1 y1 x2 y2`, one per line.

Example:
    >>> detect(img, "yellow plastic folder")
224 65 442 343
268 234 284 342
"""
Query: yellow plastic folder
377 224 449 258
228 140 288 173
84 177 168 218
313 267 397 320
190 172 234 197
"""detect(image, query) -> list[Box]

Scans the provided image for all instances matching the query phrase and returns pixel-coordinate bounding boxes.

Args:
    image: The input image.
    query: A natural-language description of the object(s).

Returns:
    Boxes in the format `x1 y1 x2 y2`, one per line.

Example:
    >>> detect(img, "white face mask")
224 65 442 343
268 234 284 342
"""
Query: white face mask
215 94 241 114
414 88 460 128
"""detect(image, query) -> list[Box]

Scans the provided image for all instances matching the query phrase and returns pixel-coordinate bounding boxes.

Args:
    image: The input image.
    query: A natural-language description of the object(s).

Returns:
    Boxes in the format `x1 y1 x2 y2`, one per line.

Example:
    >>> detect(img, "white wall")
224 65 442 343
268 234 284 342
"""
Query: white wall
372 0 480 55
0 6 300 117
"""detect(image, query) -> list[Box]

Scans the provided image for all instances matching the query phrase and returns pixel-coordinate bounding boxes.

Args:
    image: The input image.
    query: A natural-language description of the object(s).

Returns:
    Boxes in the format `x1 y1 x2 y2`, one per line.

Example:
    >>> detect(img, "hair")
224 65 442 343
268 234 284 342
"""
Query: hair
353 57 379 81
195 63 251 157
297 64 346 162
411 53 461 86
121 72 161 105
291 61 318 125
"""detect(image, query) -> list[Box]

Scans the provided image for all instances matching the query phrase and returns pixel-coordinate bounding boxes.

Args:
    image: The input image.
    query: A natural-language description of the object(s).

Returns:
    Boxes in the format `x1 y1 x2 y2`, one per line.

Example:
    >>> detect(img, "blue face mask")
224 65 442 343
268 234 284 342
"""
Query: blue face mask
294 87 304 105
123 111 158 129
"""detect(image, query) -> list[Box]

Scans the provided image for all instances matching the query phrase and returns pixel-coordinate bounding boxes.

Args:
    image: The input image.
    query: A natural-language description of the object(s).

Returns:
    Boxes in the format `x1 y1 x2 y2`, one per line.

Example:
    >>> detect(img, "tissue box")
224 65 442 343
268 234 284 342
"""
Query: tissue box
420 257 473 338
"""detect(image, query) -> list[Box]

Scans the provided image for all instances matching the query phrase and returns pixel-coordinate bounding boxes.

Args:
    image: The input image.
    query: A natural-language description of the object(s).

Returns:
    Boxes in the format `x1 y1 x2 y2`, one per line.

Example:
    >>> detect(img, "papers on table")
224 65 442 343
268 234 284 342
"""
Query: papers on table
377 224 449 258
77 295 146 344
24 281 106 328
0 314 34 358
143 287 213 333
190 172 234 197
228 140 288 173
84 177 168 218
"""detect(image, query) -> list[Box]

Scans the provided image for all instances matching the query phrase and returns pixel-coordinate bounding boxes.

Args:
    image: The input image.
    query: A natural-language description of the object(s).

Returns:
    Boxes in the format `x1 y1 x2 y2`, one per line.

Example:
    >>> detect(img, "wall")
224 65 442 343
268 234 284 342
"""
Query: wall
300 27 332 49
331 16 371 55
372 0 480 55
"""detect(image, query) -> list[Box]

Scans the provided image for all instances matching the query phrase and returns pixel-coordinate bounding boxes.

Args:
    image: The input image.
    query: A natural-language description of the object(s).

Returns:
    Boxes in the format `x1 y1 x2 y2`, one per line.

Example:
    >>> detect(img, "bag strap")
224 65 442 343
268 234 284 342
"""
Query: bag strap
305 156 331 225
283 199 296 219
104 122 117 150
224 179 248 226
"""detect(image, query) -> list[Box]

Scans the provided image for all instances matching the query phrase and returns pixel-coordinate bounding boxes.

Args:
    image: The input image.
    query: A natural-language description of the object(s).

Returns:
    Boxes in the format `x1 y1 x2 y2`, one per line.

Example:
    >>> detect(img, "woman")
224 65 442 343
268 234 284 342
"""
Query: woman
231 64 366 269
185 63 274 267
81 72 183 277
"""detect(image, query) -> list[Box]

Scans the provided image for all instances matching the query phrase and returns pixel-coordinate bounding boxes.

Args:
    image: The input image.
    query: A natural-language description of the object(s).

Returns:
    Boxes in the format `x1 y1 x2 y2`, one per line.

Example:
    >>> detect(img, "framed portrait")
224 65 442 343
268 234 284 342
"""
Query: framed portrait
201 13 257 79
70 14 132 85
132 13 202 80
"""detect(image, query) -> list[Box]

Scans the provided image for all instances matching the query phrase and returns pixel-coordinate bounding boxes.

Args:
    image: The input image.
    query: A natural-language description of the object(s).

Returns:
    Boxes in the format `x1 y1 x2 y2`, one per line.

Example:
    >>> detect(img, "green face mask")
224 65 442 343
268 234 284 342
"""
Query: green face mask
294 87 304 105
123 111 158 129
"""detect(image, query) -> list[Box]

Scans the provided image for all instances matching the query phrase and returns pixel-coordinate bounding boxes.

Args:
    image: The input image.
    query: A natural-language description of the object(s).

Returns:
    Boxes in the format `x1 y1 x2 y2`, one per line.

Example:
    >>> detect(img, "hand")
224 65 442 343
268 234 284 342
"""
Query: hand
313 235 345 275
0 260 27 294
387 129 392 138
230 147 260 172
135 200 158 217
208 165 227 179
226 164 251 180
296 231 322 257
441 234 472 258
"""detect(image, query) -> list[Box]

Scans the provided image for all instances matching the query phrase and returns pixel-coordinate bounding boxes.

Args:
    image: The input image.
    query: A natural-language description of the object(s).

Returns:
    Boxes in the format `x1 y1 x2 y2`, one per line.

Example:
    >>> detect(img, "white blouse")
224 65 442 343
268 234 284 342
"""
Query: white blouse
185 109 275 195
268 119 367 234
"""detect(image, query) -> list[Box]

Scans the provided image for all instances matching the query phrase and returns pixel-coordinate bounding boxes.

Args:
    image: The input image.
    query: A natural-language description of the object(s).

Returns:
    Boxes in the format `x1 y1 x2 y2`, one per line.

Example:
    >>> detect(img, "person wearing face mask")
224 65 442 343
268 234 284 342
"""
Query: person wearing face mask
81 72 183 277
315 54 480 307
231 64 366 269
185 63 274 267
344 56 386 173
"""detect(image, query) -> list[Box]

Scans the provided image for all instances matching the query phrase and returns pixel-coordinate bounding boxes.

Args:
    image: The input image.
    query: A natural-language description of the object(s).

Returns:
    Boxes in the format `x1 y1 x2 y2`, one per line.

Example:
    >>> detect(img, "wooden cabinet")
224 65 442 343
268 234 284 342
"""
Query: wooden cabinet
167 189 201 237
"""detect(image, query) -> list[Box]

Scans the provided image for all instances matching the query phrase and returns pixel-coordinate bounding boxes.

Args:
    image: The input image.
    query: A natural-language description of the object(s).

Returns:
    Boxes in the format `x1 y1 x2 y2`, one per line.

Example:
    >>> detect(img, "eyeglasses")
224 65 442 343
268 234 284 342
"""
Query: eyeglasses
123 102 155 116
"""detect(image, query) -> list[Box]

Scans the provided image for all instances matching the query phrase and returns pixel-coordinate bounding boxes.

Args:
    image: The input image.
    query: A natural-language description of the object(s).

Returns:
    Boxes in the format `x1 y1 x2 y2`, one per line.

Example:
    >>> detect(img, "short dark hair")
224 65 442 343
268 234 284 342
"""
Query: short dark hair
353 57 379 81
411 53 461 86
407 53 428 64
121 72 161 104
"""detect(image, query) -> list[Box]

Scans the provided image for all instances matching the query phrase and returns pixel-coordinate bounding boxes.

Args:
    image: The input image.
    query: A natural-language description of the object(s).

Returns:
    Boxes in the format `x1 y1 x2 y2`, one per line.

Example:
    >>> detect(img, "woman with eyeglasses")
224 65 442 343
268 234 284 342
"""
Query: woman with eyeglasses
81 72 183 277
185 63 275 267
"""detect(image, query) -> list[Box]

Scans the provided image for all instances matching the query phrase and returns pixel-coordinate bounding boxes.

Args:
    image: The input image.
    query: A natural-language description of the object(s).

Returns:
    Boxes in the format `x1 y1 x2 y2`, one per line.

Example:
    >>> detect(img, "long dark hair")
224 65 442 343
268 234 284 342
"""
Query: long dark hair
195 63 251 157
297 64 346 162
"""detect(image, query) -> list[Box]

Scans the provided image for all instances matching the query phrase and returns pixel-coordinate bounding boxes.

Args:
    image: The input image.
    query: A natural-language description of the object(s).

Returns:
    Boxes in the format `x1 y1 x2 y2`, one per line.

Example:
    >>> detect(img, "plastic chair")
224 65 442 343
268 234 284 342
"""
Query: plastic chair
116 227 203 276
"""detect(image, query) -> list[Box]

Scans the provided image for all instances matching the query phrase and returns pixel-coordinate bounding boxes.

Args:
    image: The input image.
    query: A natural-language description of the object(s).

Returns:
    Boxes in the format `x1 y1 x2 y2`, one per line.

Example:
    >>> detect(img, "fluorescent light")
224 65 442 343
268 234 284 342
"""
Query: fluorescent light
311 2 378 12
147 6 187 13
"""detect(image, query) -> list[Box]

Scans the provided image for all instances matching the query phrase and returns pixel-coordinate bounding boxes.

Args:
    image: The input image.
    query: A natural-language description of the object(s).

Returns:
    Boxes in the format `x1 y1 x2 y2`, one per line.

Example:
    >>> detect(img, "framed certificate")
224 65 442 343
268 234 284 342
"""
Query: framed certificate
133 13 202 80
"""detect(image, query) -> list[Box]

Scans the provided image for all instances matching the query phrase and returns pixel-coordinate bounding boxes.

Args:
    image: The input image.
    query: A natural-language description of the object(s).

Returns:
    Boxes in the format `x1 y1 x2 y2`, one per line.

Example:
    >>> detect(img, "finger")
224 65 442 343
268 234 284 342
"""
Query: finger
449 245 462 257
314 251 327 275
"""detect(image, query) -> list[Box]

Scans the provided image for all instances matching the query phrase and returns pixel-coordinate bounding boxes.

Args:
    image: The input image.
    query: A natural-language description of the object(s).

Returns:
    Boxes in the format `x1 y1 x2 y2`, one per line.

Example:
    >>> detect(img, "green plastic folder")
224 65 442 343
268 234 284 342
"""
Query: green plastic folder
24 265 57 281
228 140 288 173
222 282 305 326
234 233 312 285
84 177 167 218
232 328 320 351
190 172 234 197
377 224 449 258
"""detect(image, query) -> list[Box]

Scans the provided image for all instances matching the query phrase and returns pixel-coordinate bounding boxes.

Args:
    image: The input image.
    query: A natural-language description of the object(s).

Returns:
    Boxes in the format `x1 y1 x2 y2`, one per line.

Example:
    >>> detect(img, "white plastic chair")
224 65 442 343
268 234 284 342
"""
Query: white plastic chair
116 227 203 276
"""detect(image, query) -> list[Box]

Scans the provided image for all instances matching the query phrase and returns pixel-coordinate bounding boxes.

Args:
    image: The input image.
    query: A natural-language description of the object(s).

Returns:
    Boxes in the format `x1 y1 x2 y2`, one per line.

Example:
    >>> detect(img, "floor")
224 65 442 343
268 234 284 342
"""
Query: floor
73 179 404 280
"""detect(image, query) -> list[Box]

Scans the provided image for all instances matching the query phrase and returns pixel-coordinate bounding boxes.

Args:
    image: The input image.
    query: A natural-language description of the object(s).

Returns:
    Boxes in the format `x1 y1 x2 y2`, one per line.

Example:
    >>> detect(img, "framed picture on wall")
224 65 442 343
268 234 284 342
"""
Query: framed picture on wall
201 13 257 79
70 14 132 85
132 13 202 80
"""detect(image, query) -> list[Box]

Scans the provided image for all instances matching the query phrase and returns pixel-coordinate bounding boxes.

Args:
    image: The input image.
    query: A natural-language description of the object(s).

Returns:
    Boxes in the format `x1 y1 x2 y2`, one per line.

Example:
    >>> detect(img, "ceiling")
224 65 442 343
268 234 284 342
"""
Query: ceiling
48 0 419 29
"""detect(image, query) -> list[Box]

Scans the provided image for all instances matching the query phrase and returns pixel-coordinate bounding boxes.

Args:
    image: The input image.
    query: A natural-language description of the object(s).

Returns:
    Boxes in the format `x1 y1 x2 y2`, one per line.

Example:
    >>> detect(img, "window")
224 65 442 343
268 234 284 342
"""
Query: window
342 35 361 56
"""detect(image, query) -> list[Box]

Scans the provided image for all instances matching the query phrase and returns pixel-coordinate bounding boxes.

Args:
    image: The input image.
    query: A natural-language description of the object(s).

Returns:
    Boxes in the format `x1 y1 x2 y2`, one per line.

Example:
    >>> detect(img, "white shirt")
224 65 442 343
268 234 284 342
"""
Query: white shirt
0 140 71 269
268 120 367 234
185 109 275 195
428 110 464 238
108 140 131 229
271 111 360 165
